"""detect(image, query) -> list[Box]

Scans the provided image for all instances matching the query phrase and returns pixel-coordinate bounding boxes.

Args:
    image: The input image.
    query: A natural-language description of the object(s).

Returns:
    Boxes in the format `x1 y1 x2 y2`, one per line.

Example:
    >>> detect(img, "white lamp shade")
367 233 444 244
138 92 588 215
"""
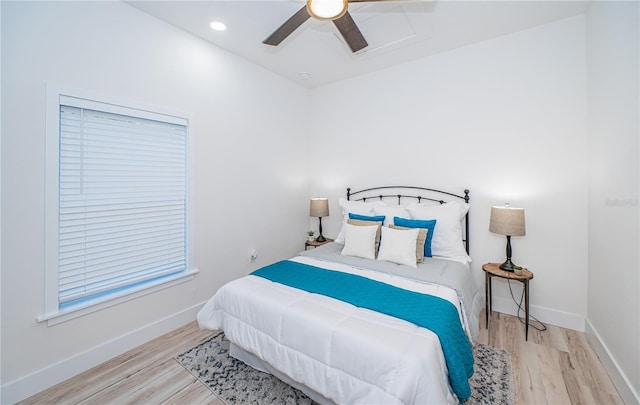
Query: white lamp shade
489 205 526 236
310 198 329 217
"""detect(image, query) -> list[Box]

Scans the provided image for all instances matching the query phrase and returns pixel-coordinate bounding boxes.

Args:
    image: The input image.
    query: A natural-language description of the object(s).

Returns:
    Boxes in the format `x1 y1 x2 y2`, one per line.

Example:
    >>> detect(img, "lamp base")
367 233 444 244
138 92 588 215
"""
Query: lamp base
499 259 516 272
316 217 326 243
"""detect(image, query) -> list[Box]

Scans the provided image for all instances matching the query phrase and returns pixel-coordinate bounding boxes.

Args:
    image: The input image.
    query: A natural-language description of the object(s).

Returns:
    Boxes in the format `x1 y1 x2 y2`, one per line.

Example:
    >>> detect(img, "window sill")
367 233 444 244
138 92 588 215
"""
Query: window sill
38 269 199 326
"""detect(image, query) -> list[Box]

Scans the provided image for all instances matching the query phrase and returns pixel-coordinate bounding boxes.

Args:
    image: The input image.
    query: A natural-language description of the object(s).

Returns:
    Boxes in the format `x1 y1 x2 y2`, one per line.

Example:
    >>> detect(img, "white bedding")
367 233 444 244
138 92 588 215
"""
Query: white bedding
197 256 471 404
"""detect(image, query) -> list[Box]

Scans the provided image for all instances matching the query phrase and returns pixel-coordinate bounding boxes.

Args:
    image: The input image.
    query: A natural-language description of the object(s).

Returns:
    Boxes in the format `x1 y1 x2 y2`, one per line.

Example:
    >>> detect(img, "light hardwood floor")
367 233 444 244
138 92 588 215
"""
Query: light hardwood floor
21 312 623 404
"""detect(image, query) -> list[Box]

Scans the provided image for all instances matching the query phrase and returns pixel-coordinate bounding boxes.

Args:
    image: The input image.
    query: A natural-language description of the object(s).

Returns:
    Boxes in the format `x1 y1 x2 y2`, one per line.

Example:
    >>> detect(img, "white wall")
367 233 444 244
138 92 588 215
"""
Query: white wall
586 2 640 403
1 1 309 402
309 16 589 330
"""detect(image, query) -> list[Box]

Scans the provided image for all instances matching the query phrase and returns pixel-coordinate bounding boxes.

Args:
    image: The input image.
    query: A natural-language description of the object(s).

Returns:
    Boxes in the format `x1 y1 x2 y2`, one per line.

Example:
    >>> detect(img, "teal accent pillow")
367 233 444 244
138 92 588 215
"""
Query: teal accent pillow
394 217 437 257
348 213 385 223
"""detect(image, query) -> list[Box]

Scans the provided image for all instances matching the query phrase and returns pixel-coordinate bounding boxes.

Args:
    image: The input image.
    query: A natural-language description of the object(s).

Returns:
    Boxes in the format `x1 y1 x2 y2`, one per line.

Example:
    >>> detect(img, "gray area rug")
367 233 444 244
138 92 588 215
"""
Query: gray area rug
176 333 514 405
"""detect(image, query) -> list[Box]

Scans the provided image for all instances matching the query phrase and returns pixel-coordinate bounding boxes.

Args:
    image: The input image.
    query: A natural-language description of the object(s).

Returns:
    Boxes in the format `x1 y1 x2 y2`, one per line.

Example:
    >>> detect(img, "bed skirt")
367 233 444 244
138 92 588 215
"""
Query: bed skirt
229 342 335 405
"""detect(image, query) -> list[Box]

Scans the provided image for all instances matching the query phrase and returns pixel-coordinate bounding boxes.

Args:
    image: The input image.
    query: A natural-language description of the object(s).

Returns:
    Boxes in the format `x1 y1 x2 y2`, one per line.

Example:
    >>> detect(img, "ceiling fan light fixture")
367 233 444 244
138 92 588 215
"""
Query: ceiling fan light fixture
306 0 348 21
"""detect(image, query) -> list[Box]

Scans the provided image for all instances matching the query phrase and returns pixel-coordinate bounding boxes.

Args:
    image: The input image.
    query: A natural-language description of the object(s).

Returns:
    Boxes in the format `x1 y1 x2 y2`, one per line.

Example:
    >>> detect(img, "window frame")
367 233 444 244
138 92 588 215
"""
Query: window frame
40 83 197 326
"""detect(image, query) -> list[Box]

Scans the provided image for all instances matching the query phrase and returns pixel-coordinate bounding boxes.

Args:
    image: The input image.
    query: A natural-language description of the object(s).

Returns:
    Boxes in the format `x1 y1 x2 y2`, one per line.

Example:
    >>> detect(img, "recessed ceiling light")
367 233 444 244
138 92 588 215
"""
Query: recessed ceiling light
209 21 227 31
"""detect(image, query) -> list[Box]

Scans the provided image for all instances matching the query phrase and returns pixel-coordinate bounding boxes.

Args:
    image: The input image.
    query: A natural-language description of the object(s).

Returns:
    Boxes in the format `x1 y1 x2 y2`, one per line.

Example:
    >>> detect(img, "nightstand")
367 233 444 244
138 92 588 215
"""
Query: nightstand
305 238 333 250
482 262 534 340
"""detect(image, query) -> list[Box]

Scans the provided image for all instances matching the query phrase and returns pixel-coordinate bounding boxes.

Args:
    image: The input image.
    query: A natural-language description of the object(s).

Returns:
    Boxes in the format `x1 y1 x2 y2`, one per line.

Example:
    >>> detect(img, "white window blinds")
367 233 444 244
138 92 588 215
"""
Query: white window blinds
57 104 188 305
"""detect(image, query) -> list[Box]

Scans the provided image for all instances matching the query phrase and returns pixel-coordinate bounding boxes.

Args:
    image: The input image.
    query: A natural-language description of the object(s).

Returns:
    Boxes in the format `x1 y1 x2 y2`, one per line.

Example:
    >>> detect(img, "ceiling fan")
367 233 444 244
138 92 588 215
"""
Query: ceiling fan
263 0 393 53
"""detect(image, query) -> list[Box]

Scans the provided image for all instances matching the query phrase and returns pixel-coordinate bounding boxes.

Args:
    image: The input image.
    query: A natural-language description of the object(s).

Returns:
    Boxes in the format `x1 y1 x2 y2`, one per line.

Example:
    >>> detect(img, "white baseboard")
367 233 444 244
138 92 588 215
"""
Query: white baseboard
489 295 586 331
1 302 206 405
585 319 640 405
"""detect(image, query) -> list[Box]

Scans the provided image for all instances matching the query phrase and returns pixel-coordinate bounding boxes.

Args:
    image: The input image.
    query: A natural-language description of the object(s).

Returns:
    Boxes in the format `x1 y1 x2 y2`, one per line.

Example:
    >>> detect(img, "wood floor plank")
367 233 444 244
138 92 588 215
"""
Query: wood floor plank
536 344 572 404
560 349 593 405
21 315 624 405
76 358 179 404
564 329 625 405
120 360 195 404
517 342 548 404
162 379 222 405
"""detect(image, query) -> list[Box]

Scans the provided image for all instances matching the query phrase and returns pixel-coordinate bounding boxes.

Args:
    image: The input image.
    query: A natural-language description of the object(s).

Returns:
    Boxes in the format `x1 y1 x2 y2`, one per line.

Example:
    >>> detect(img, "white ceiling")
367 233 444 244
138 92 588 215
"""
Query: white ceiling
126 0 589 88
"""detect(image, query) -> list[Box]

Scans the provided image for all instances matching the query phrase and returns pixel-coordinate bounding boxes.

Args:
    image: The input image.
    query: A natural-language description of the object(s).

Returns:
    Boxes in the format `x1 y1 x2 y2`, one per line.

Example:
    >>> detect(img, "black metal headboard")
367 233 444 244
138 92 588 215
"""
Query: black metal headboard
346 186 471 254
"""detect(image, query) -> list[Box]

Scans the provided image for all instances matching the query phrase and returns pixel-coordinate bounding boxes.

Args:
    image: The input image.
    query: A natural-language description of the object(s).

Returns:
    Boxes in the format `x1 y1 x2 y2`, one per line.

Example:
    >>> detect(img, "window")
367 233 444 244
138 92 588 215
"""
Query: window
41 85 196 325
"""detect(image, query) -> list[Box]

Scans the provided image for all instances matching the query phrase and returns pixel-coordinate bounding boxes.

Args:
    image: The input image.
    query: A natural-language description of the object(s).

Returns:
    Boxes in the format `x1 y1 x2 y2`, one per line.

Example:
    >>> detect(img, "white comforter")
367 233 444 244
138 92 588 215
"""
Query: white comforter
197 256 466 405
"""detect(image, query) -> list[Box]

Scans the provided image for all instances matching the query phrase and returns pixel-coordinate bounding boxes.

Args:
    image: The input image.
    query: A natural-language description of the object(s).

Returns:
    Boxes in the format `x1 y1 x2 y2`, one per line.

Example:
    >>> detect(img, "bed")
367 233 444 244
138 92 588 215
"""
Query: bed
197 186 483 404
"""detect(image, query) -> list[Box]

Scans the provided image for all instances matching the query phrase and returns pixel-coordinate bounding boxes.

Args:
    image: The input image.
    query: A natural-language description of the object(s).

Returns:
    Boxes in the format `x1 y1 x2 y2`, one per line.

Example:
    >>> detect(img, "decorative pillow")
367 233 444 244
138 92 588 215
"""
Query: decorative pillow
347 219 382 256
335 198 386 243
406 201 470 262
373 205 411 226
389 224 427 263
348 213 385 223
340 223 378 260
377 226 420 268
393 217 436 257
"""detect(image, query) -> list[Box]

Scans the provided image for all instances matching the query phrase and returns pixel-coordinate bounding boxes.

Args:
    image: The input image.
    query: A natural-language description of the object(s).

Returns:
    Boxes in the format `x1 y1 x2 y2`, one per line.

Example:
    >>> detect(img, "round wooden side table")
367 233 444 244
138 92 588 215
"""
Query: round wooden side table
482 262 534 340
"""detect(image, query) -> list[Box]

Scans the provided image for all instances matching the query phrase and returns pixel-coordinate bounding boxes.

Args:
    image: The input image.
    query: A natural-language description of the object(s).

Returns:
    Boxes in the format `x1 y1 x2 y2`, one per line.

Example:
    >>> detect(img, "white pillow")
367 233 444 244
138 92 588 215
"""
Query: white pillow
377 226 420 268
373 205 411 226
335 198 386 243
341 223 378 260
407 201 470 262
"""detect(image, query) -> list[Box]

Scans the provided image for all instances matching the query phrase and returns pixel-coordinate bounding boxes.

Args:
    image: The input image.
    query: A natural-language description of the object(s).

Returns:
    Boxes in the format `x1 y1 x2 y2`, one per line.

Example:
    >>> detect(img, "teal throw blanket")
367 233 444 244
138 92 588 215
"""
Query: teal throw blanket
251 260 474 401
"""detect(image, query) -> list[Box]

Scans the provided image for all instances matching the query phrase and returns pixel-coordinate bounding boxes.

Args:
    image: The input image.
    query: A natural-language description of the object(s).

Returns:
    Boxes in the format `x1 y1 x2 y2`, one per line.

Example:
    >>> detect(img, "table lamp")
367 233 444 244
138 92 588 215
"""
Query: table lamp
489 203 526 271
310 198 329 242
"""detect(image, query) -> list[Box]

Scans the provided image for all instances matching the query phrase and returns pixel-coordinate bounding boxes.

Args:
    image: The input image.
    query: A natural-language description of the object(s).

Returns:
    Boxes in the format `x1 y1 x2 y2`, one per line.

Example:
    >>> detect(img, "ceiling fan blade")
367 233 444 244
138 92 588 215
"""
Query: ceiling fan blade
333 11 368 52
263 6 311 46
